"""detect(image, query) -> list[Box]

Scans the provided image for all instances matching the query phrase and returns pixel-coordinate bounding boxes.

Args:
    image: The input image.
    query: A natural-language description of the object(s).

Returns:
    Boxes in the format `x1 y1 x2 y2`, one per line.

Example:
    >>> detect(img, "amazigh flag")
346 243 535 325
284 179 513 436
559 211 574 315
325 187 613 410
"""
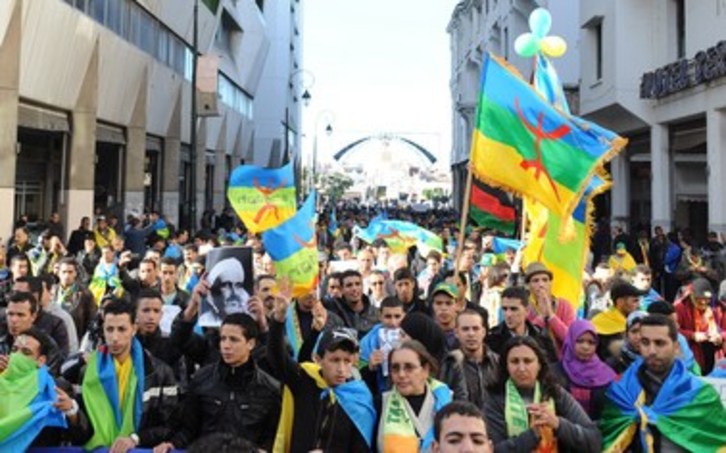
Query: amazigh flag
153 218 170 239
82 339 145 450
262 192 319 298
355 220 443 256
470 53 626 220
469 178 516 235
600 357 726 452
227 163 296 233
0 353 67 451
328 208 339 237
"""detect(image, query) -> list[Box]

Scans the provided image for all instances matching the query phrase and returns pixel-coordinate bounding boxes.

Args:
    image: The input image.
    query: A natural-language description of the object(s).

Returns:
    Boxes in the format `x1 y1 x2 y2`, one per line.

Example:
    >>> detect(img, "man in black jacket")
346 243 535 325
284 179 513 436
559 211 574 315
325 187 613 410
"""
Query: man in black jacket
393 267 428 314
135 289 183 370
485 286 558 364
155 313 281 452
326 269 379 337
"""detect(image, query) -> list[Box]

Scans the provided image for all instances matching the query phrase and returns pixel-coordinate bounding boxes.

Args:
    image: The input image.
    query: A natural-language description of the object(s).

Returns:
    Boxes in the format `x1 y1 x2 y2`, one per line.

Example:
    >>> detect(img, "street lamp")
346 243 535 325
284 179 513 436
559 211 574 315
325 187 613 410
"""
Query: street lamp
311 110 335 196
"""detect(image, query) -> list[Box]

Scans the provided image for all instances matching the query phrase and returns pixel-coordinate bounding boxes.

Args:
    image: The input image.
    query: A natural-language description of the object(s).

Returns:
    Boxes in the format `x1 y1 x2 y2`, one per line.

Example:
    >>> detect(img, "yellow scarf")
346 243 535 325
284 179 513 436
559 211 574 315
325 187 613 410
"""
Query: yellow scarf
273 363 328 453
114 356 132 408
592 308 626 336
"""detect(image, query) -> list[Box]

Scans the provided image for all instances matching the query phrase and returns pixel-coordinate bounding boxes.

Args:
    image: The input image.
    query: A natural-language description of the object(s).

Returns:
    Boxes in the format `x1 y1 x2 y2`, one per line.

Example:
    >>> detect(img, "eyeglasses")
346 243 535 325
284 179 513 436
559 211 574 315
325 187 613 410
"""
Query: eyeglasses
371 281 384 286
390 363 421 374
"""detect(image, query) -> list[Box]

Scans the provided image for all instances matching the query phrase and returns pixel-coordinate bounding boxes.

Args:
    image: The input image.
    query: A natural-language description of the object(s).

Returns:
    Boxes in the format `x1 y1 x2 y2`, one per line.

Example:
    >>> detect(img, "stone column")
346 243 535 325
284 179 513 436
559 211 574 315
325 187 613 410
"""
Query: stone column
162 88 182 227
707 109 726 233
610 153 630 226
124 70 148 217
66 38 99 233
0 0 20 239
651 123 672 231
212 116 227 213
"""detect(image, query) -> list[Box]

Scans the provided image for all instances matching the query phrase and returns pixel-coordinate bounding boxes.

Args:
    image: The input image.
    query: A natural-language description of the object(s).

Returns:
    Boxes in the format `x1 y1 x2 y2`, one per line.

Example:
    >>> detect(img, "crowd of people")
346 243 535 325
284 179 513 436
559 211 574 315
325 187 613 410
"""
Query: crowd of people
1 205 726 452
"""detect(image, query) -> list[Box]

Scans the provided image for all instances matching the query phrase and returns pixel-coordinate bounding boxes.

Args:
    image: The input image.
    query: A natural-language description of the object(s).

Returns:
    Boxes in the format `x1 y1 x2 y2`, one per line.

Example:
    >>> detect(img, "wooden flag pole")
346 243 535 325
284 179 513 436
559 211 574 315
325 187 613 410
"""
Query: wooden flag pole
454 162 474 268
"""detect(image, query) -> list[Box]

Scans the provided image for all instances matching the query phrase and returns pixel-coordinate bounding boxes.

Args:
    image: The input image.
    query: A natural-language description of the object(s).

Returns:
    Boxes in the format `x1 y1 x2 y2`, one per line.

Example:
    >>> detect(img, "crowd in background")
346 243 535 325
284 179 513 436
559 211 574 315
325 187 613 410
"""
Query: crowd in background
1 204 725 452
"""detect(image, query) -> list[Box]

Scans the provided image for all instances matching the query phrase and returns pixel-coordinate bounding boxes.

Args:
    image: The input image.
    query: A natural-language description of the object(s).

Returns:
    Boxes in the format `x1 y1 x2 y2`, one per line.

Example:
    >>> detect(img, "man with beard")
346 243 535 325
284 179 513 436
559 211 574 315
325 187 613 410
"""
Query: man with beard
254 274 277 314
200 258 251 326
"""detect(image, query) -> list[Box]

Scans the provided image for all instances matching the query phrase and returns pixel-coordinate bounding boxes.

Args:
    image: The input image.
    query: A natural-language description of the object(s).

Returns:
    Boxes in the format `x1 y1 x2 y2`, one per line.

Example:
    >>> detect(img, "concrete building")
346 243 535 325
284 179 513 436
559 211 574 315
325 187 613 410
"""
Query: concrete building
252 0 305 171
0 0 270 239
579 0 726 242
447 0 580 210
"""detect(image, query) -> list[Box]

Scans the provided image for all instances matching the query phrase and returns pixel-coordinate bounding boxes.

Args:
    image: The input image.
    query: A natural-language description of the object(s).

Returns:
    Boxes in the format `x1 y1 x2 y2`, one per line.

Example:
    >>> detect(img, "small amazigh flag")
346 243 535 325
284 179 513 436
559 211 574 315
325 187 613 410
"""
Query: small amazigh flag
262 192 319 298
470 53 626 220
469 178 516 235
227 163 297 233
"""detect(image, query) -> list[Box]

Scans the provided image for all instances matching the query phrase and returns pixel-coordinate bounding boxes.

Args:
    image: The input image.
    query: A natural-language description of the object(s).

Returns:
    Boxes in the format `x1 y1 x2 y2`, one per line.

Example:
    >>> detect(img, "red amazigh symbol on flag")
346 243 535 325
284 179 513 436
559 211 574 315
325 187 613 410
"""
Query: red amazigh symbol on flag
513 98 571 202
293 233 317 249
378 228 416 247
252 177 288 224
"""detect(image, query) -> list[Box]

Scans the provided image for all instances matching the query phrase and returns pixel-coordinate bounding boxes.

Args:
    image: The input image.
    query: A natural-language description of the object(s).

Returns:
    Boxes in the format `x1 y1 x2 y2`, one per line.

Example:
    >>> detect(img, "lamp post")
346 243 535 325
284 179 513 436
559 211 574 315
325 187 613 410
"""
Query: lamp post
189 0 199 233
311 110 335 197
282 69 314 163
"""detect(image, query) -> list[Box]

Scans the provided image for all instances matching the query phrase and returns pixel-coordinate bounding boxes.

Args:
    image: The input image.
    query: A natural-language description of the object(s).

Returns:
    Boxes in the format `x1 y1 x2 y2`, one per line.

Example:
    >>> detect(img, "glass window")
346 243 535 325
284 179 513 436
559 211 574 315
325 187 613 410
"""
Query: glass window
139 10 157 55
184 47 194 81
128 4 141 45
90 0 105 23
106 0 121 33
157 30 169 63
74 0 86 12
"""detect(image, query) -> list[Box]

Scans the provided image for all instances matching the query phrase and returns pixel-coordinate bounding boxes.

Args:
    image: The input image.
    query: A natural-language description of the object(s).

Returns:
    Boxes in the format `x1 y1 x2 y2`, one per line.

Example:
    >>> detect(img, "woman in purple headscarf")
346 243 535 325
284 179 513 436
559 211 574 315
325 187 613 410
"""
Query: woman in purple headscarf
552 319 616 420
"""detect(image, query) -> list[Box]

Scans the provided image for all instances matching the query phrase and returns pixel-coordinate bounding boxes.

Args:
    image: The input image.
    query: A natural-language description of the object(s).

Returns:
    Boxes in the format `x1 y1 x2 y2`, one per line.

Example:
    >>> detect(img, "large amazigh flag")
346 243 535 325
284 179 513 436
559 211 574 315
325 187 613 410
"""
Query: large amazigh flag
353 219 443 256
470 53 626 220
227 163 297 233
0 353 67 451
601 358 726 452
262 192 319 298
469 178 516 235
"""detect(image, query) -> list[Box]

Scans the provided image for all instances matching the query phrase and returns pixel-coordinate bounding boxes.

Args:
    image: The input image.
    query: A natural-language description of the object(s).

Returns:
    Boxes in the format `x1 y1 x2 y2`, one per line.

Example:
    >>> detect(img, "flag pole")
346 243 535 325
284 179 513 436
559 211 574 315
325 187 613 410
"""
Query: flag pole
455 161 474 268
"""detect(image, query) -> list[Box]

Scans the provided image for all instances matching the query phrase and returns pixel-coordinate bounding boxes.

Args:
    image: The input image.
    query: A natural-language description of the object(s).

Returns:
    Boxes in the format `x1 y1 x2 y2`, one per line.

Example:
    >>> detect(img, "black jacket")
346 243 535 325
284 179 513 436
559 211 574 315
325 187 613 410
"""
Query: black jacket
74 348 179 447
486 320 559 364
325 294 379 337
267 319 369 453
440 348 499 410
52 284 97 341
137 329 184 370
168 359 281 450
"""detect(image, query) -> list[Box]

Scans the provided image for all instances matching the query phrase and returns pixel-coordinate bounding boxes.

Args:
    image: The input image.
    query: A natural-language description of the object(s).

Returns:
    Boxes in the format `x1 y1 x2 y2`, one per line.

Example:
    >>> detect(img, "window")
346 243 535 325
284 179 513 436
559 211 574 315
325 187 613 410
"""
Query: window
139 10 157 55
595 22 603 80
675 0 685 58
106 0 122 34
90 0 105 22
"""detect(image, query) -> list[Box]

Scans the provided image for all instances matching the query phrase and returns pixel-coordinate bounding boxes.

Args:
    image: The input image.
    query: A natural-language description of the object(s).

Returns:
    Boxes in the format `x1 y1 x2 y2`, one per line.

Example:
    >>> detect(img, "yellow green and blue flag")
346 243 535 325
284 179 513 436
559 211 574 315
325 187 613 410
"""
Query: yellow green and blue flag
262 192 319 298
227 163 296 233
470 53 626 220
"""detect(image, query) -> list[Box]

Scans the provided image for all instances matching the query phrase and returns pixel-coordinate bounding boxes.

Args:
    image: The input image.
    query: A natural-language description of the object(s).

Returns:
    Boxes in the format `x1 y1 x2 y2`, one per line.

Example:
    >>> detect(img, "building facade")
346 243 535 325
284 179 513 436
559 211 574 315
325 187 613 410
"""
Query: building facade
0 0 270 238
447 0 580 210
252 0 305 170
579 0 726 242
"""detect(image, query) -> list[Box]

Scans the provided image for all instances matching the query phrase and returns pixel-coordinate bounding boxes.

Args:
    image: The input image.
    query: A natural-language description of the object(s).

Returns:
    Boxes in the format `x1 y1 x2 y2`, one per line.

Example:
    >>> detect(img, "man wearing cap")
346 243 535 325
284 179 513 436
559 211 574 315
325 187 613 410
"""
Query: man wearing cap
674 277 725 374
523 262 576 352
93 216 117 249
431 282 463 350
199 257 251 326
269 293 376 452
591 278 647 361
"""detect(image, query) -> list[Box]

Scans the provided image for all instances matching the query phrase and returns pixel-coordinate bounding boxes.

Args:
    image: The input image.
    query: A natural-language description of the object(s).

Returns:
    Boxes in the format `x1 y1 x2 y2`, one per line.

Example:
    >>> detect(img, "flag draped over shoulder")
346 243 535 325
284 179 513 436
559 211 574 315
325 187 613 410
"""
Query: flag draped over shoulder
262 192 319 298
82 339 145 450
470 53 626 219
0 353 67 452
600 358 726 452
469 178 516 235
227 163 297 233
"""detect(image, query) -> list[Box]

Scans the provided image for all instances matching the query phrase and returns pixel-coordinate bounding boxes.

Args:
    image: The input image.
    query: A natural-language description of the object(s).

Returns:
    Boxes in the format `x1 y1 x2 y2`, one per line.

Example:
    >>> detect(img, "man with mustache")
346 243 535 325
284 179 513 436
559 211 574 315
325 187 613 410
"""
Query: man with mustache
200 258 250 326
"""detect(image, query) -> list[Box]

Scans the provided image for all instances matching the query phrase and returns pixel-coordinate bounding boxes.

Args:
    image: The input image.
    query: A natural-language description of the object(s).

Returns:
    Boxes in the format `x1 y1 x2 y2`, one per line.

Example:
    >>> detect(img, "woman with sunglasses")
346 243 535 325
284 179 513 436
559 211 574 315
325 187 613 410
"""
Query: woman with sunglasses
552 320 616 421
484 336 600 453
376 340 452 452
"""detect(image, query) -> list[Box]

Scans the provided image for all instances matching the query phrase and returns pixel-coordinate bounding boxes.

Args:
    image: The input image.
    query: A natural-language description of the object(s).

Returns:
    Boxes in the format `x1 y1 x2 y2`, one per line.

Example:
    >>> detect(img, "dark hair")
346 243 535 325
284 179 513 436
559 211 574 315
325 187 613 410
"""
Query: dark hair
393 267 415 283
103 299 136 324
27 276 43 297
425 250 443 263
328 272 343 285
184 244 199 253
9 254 30 267
58 257 79 270
187 432 258 453
456 308 489 329
434 401 486 441
139 258 157 269
160 257 178 267
18 326 53 358
340 269 363 283
488 262 511 287
136 288 163 304
640 314 678 342
221 313 259 341
255 274 276 288
334 243 353 252
388 339 439 376
501 286 530 307
443 270 467 286
381 296 404 310
9 291 38 314
490 336 559 399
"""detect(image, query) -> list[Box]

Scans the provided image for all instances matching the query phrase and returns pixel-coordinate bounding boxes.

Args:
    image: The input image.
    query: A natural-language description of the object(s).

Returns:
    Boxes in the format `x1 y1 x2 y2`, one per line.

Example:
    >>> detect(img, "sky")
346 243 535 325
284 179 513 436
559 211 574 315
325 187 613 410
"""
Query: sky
301 0 459 171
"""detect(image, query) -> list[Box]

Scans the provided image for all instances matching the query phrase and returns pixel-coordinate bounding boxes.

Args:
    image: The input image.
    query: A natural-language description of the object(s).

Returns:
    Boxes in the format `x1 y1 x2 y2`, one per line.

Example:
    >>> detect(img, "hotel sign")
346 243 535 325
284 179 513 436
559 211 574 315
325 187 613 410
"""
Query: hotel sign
640 40 726 99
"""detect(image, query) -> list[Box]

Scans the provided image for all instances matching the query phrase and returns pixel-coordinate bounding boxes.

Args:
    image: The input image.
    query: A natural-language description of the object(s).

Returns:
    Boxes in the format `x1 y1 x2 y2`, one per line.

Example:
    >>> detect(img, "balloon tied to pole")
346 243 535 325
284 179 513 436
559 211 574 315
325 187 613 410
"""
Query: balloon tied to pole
514 8 567 58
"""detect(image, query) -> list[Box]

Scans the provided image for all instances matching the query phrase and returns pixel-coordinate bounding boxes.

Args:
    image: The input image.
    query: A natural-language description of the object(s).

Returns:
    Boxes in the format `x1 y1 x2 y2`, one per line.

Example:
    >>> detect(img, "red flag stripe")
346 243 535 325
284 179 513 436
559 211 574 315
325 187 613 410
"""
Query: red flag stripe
470 182 515 221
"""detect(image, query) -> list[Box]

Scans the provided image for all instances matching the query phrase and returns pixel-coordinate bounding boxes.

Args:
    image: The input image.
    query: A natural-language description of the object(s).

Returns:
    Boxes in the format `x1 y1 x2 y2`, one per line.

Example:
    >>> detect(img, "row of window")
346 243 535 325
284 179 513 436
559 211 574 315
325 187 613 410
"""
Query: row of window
63 0 252 119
